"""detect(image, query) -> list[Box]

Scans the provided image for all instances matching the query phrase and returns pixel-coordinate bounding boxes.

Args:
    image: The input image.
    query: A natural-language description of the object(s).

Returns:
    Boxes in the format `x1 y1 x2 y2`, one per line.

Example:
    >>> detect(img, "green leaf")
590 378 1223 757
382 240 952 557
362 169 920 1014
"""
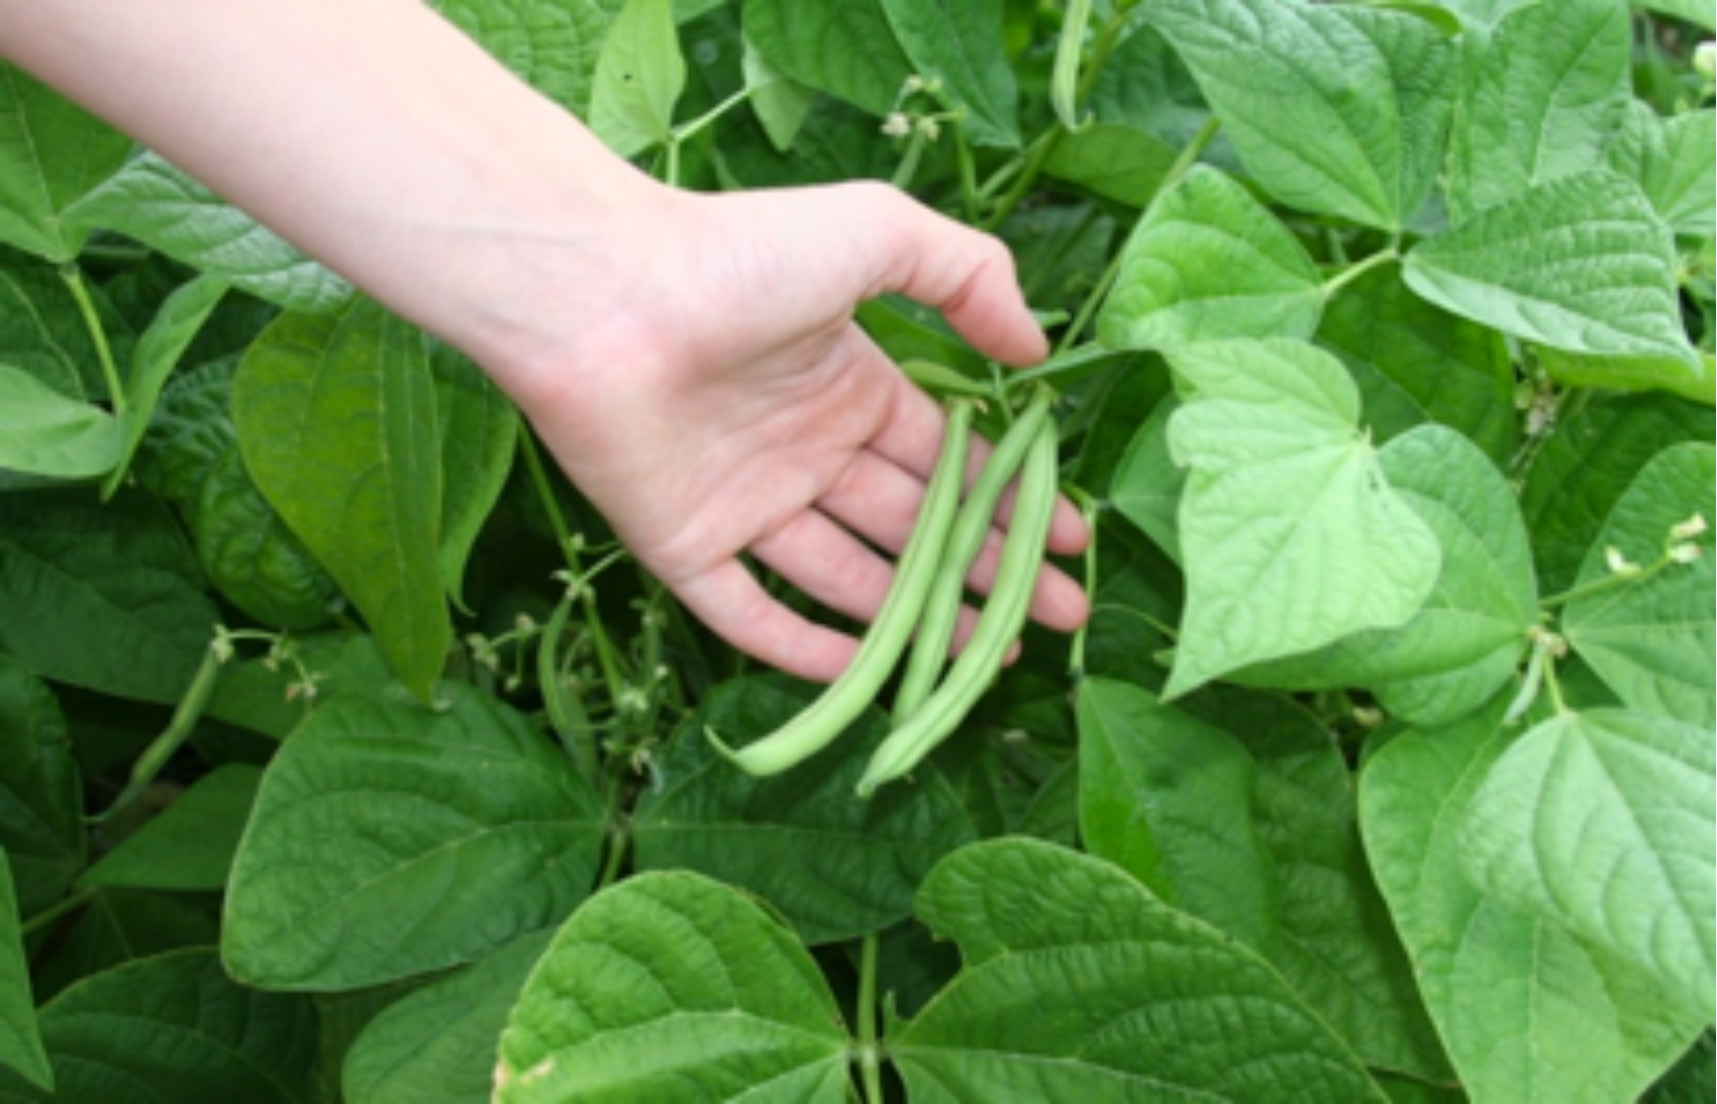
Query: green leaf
222 682 606 990
0 659 83 916
589 0 687 157
140 357 339 631
1563 442 1715 726
741 33 815 152
1403 171 1697 367
1235 425 1537 726
632 675 977 945
233 301 449 699
0 489 217 705
0 64 131 263
493 871 850 1103
1522 392 1715 596
65 152 353 313
1146 0 1457 230
1635 0 1716 31
1109 392 1185 562
1604 103 1715 239
435 0 626 117
890 838 1388 1101
0 851 51 1092
21 948 316 1103
1361 702 1709 1103
0 363 119 479
203 630 394 741
1041 123 1179 209
343 929 553 1104
1161 339 1442 696
1317 260 1517 465
1098 166 1324 350
1462 708 1716 1020
742 0 912 117
0 260 108 404
1537 346 1716 406
77 765 259 892
429 345 516 612
1078 680 1450 1078
1445 0 1631 221
101 274 228 499
22 892 219 1009
879 0 1019 147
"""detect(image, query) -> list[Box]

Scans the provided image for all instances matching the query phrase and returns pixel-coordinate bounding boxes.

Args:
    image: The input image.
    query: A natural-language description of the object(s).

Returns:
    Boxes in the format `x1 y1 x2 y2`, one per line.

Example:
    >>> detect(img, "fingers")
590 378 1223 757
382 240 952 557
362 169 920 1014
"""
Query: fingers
847 183 1048 369
671 560 860 684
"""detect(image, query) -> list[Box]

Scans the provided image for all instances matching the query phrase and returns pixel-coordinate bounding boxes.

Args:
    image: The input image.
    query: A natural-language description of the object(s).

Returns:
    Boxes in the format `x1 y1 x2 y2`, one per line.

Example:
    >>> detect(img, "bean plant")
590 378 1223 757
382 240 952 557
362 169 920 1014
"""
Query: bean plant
1 0 1713 1101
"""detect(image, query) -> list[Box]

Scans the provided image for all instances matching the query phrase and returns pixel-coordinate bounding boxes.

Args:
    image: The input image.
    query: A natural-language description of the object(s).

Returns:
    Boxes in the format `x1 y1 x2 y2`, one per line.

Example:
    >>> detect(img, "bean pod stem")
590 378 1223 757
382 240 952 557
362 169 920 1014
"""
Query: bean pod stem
892 388 1053 722
857 413 1060 798
707 399 975 776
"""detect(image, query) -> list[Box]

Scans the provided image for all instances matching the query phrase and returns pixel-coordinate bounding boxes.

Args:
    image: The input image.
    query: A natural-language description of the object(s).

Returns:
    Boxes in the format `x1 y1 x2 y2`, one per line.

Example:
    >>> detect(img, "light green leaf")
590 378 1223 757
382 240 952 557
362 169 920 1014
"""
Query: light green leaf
102 274 228 499
890 838 1388 1102
1404 171 1697 367
429 345 517 612
633 675 977 945
343 929 553 1104
1361 703 1709 1104
589 0 686 157
141 357 339 631
741 33 815 152
1445 0 1631 221
0 363 119 479
65 152 353 313
0 63 131 263
1634 0 1716 30
233 301 449 699
0 490 217 705
19 948 316 1103
435 0 626 116
1463 708 1716 1020
1538 346 1716 406
1106 391 1186 561
1564 442 1715 726
1098 166 1324 350
1042 123 1179 209
1235 426 1537 726
1317 260 1518 464
879 0 1019 147
1604 103 1715 238
0 658 82 917
742 0 912 118
1078 680 1450 1078
494 872 850 1103
77 765 259 892
0 850 51 1093
222 683 605 991
1146 0 1456 229
1161 339 1442 696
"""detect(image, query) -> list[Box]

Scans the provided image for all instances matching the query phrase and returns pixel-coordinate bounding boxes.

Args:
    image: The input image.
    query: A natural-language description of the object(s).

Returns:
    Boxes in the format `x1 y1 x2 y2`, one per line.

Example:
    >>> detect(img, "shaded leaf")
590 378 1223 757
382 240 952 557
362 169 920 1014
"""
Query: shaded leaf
0 659 82 916
0 851 50 1092
742 0 911 117
0 64 131 263
77 765 259 892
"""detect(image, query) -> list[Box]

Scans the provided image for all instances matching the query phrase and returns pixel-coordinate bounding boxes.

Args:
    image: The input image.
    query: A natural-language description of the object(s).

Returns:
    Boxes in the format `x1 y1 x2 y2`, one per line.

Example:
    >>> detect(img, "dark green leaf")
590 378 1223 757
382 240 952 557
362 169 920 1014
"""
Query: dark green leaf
632 675 977 945
0 851 51 1092
435 0 626 116
1098 166 1324 350
890 838 1388 1101
742 0 911 117
1445 0 1631 221
879 0 1019 147
0 64 131 263
0 489 217 704
1403 171 1697 367
1363 701 1707 1103
493 871 850 1102
430 345 516 612
77 764 259 892
25 891 219 1007
0 363 118 480
343 929 553 1104
1147 0 1456 229
233 301 449 698
222 682 605 990
0 259 109 403
1042 123 1178 209
0 659 82 916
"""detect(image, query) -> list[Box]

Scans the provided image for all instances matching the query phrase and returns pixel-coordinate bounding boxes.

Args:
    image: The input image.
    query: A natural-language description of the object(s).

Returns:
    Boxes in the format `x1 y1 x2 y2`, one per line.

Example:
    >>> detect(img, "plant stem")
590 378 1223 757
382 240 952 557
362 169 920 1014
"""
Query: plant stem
1054 241 1127 355
1068 487 1101 680
981 126 1062 231
1321 244 1400 300
20 885 99 938
672 86 751 146
1540 554 1673 609
1004 341 1112 389
87 634 226 824
856 932 885 1104
596 811 629 891
60 263 126 415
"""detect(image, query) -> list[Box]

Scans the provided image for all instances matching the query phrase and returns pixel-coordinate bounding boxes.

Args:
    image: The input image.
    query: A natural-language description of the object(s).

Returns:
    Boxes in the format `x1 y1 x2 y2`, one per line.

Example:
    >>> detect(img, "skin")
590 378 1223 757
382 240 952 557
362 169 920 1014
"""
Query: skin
0 0 1090 682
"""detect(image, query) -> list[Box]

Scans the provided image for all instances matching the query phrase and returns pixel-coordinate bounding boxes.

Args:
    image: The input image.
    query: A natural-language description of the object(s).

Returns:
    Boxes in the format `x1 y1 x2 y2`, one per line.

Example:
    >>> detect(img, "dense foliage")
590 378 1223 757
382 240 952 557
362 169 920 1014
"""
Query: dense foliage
2 0 1713 1100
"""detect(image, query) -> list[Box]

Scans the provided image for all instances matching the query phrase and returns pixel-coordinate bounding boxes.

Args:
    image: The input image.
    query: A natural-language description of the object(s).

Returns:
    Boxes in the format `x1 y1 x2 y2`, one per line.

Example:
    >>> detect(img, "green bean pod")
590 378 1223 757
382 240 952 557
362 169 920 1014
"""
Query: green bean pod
709 399 975 776
858 413 1060 798
892 388 1053 722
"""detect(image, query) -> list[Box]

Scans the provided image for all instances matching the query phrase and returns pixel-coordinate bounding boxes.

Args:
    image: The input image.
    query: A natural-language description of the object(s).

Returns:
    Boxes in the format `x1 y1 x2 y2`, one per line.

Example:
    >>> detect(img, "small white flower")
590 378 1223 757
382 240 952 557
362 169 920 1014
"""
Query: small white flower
1670 542 1703 565
901 74 926 95
1352 705 1384 728
1605 545 1642 577
881 112 912 138
1695 40 1715 80
1670 513 1708 541
916 116 941 141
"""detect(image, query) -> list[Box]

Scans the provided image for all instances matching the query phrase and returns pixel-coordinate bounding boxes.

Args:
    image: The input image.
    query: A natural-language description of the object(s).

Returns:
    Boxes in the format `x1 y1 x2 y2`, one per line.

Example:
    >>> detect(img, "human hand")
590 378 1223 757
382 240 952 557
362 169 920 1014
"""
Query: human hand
494 181 1091 681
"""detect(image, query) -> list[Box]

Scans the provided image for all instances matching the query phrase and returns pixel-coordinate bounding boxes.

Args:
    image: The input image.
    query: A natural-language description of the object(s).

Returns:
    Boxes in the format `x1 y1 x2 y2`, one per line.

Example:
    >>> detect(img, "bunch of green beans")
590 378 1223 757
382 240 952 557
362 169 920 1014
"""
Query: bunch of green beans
708 388 1061 797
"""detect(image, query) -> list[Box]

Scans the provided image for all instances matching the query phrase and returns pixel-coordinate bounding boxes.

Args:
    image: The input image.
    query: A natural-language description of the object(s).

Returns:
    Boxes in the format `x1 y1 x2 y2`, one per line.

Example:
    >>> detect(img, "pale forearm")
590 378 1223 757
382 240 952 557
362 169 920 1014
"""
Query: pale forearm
0 0 663 378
